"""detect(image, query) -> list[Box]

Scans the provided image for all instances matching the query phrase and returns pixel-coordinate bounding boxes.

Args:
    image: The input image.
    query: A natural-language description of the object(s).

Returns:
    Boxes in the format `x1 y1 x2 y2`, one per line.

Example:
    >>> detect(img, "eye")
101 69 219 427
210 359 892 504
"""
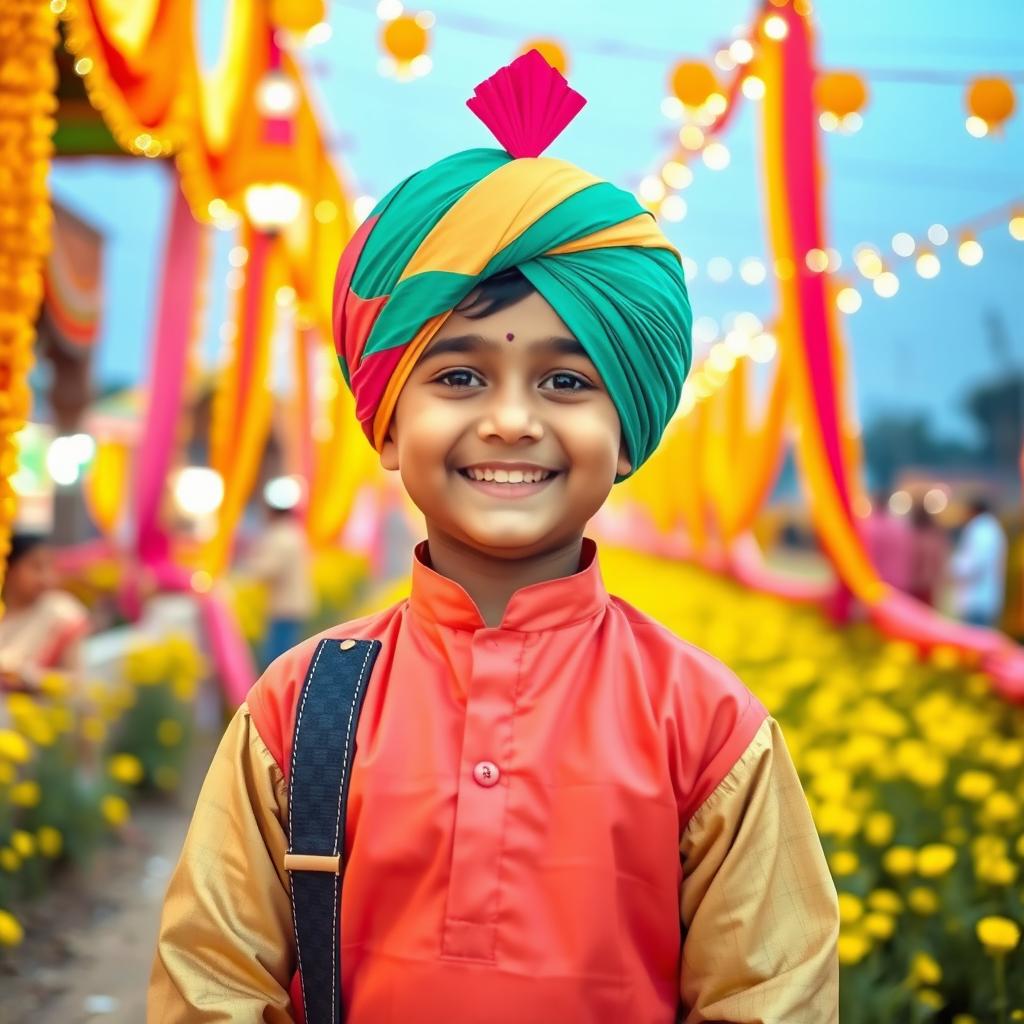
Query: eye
541 371 593 392
435 368 483 389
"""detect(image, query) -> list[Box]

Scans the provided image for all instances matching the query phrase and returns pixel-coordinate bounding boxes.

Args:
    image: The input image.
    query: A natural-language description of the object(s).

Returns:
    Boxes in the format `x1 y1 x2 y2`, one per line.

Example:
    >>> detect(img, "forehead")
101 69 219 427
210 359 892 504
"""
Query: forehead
430 290 575 349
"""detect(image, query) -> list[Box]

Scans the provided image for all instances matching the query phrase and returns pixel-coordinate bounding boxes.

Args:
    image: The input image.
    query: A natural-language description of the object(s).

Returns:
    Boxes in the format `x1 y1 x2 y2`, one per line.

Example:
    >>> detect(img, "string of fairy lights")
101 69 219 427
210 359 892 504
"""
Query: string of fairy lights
353 2 1024 323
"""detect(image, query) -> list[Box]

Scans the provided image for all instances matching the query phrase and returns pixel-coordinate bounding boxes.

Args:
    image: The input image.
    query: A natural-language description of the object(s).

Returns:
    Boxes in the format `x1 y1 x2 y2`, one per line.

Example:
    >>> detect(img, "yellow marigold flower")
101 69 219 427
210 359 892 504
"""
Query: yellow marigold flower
907 755 947 788
811 769 852 802
976 856 1018 886
884 640 917 663
973 834 1007 859
0 761 12 785
837 893 864 925
865 811 895 847
867 888 903 914
81 715 107 743
837 931 871 965
156 718 184 747
997 742 1024 770
0 847 20 872
860 700 908 739
804 749 834 777
883 845 916 877
953 1015 979 1024
100 794 130 827
976 915 1021 955
10 780 41 807
863 912 895 941
829 850 859 877
1016 833 1024 859
917 989 944 1010
917 843 957 878
107 753 144 786
837 735 886 771
956 770 997 802
872 758 900 781
37 826 62 858
24 716 55 747
909 951 942 986
172 674 198 702
38 671 69 698
945 826 969 845
907 887 939 915
0 909 24 947
11 830 35 858
124 646 165 686
981 791 1019 825
48 706 73 734
814 803 859 840
0 729 30 764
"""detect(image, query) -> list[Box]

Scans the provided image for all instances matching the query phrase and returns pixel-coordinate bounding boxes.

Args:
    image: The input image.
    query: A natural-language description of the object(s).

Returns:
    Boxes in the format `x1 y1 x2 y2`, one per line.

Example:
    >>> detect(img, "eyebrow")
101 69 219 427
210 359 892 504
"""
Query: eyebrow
420 334 588 361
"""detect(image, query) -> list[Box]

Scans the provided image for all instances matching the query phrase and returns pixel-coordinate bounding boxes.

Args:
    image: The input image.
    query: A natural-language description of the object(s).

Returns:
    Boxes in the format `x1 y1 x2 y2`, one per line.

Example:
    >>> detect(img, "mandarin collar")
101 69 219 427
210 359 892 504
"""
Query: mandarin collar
409 538 608 632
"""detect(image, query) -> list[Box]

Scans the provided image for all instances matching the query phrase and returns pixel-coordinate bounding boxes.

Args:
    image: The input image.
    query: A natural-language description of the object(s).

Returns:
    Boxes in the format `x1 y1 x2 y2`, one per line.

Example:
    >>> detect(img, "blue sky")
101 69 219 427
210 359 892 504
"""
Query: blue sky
50 0 1024 442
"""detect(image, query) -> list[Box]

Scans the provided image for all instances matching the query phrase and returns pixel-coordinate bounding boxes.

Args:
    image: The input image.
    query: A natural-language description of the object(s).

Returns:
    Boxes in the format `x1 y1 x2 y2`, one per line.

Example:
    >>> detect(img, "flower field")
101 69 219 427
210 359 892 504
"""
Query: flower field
0 633 204 951
599 547 1024 1024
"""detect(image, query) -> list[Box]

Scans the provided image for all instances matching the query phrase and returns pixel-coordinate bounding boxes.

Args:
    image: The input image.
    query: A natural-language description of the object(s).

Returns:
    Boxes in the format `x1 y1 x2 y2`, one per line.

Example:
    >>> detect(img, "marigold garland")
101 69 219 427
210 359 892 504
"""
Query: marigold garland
0 0 58 608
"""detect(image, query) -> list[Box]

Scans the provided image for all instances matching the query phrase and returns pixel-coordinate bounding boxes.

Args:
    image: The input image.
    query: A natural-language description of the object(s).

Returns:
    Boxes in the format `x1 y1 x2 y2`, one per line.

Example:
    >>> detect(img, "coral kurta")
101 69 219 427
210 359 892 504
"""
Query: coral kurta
150 540 838 1023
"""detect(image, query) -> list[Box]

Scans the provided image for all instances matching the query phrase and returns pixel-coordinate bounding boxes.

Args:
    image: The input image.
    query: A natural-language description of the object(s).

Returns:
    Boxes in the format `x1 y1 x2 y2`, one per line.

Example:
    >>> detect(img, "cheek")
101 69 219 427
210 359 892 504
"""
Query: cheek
555 406 622 467
392 397 467 481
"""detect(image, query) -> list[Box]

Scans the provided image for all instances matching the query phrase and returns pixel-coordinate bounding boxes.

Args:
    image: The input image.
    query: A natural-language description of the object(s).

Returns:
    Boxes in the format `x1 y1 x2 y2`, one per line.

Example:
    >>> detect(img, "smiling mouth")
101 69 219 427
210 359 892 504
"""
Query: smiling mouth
456 466 562 496
458 466 557 484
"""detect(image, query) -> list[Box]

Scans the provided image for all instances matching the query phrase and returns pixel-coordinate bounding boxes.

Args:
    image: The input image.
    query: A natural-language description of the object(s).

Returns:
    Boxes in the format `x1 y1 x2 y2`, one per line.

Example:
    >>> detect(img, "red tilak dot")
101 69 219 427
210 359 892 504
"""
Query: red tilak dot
505 332 515 341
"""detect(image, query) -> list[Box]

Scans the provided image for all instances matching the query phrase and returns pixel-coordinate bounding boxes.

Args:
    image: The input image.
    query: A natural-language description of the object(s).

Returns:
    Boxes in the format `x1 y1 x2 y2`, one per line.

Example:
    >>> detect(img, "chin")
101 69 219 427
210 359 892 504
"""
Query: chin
460 521 576 557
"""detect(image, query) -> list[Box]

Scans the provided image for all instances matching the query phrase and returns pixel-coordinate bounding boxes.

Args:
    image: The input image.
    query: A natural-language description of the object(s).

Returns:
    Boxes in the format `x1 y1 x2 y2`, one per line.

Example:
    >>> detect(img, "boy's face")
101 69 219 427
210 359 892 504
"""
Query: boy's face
381 289 631 560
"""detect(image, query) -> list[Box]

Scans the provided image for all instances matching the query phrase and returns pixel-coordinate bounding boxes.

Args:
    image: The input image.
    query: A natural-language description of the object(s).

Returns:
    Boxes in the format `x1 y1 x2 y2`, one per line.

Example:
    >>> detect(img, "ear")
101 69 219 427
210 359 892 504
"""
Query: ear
379 425 399 472
616 440 632 478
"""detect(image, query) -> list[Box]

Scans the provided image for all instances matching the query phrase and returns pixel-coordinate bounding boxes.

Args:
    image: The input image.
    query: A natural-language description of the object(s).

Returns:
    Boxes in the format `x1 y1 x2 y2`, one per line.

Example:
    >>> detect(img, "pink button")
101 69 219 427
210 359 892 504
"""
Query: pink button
472 761 500 787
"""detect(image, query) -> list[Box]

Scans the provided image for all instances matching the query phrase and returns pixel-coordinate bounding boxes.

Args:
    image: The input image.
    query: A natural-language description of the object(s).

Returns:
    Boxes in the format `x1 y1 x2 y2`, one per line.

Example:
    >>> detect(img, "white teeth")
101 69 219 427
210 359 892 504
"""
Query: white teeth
464 467 553 483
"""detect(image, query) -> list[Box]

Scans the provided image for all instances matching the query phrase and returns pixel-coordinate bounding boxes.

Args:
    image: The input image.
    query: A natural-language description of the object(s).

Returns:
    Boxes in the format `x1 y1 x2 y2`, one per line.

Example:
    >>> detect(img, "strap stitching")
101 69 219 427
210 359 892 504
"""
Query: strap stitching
287 638 327 1021
330 641 374 1024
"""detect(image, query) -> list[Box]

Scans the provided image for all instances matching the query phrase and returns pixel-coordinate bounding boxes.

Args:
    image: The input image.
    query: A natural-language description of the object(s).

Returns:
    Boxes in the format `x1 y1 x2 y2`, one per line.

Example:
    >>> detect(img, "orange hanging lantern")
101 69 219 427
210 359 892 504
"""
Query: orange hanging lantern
814 71 868 117
966 77 1016 130
270 0 325 33
669 60 719 108
382 14 429 64
519 38 569 76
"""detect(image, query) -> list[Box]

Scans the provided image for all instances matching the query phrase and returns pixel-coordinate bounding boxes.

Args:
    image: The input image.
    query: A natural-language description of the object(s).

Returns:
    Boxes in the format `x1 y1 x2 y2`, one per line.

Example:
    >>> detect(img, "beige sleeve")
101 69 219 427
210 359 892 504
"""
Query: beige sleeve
148 704 296 1023
679 716 839 1024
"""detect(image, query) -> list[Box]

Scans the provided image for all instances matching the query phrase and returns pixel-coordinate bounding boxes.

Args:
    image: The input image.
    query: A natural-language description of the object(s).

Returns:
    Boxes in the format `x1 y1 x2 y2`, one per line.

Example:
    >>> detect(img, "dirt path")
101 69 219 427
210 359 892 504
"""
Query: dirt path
1 734 215 1023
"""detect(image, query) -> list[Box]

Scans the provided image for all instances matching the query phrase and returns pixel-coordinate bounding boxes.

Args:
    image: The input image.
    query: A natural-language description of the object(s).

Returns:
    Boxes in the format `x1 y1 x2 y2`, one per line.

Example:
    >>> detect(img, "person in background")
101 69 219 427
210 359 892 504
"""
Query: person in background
0 532 90 694
907 503 950 607
862 490 913 592
949 497 1008 628
241 486 316 668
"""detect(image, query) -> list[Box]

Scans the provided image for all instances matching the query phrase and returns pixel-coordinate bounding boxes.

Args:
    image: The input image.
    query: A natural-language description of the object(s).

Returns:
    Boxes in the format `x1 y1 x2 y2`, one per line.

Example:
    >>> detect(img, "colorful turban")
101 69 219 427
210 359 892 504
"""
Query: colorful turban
332 51 692 477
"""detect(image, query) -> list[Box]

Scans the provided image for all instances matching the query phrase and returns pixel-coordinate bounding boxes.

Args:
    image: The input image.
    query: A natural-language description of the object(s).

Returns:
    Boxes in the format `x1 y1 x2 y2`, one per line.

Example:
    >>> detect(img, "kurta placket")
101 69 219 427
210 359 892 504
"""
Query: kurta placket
441 626 524 960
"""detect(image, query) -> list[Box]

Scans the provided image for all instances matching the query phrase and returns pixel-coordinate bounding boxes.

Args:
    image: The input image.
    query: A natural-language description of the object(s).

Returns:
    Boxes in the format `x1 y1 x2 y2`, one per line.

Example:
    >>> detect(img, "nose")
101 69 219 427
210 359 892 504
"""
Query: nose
477 382 543 444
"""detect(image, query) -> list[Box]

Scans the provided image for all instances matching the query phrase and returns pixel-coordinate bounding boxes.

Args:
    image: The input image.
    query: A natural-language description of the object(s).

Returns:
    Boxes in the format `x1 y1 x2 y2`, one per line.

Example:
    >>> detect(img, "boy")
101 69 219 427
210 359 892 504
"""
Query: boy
149 52 838 1023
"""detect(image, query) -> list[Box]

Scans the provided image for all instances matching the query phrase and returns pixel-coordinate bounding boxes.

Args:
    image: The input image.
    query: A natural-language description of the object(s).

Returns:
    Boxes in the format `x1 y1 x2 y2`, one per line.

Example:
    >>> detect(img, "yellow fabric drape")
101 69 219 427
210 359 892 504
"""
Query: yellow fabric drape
205 231 285 576
84 440 130 536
